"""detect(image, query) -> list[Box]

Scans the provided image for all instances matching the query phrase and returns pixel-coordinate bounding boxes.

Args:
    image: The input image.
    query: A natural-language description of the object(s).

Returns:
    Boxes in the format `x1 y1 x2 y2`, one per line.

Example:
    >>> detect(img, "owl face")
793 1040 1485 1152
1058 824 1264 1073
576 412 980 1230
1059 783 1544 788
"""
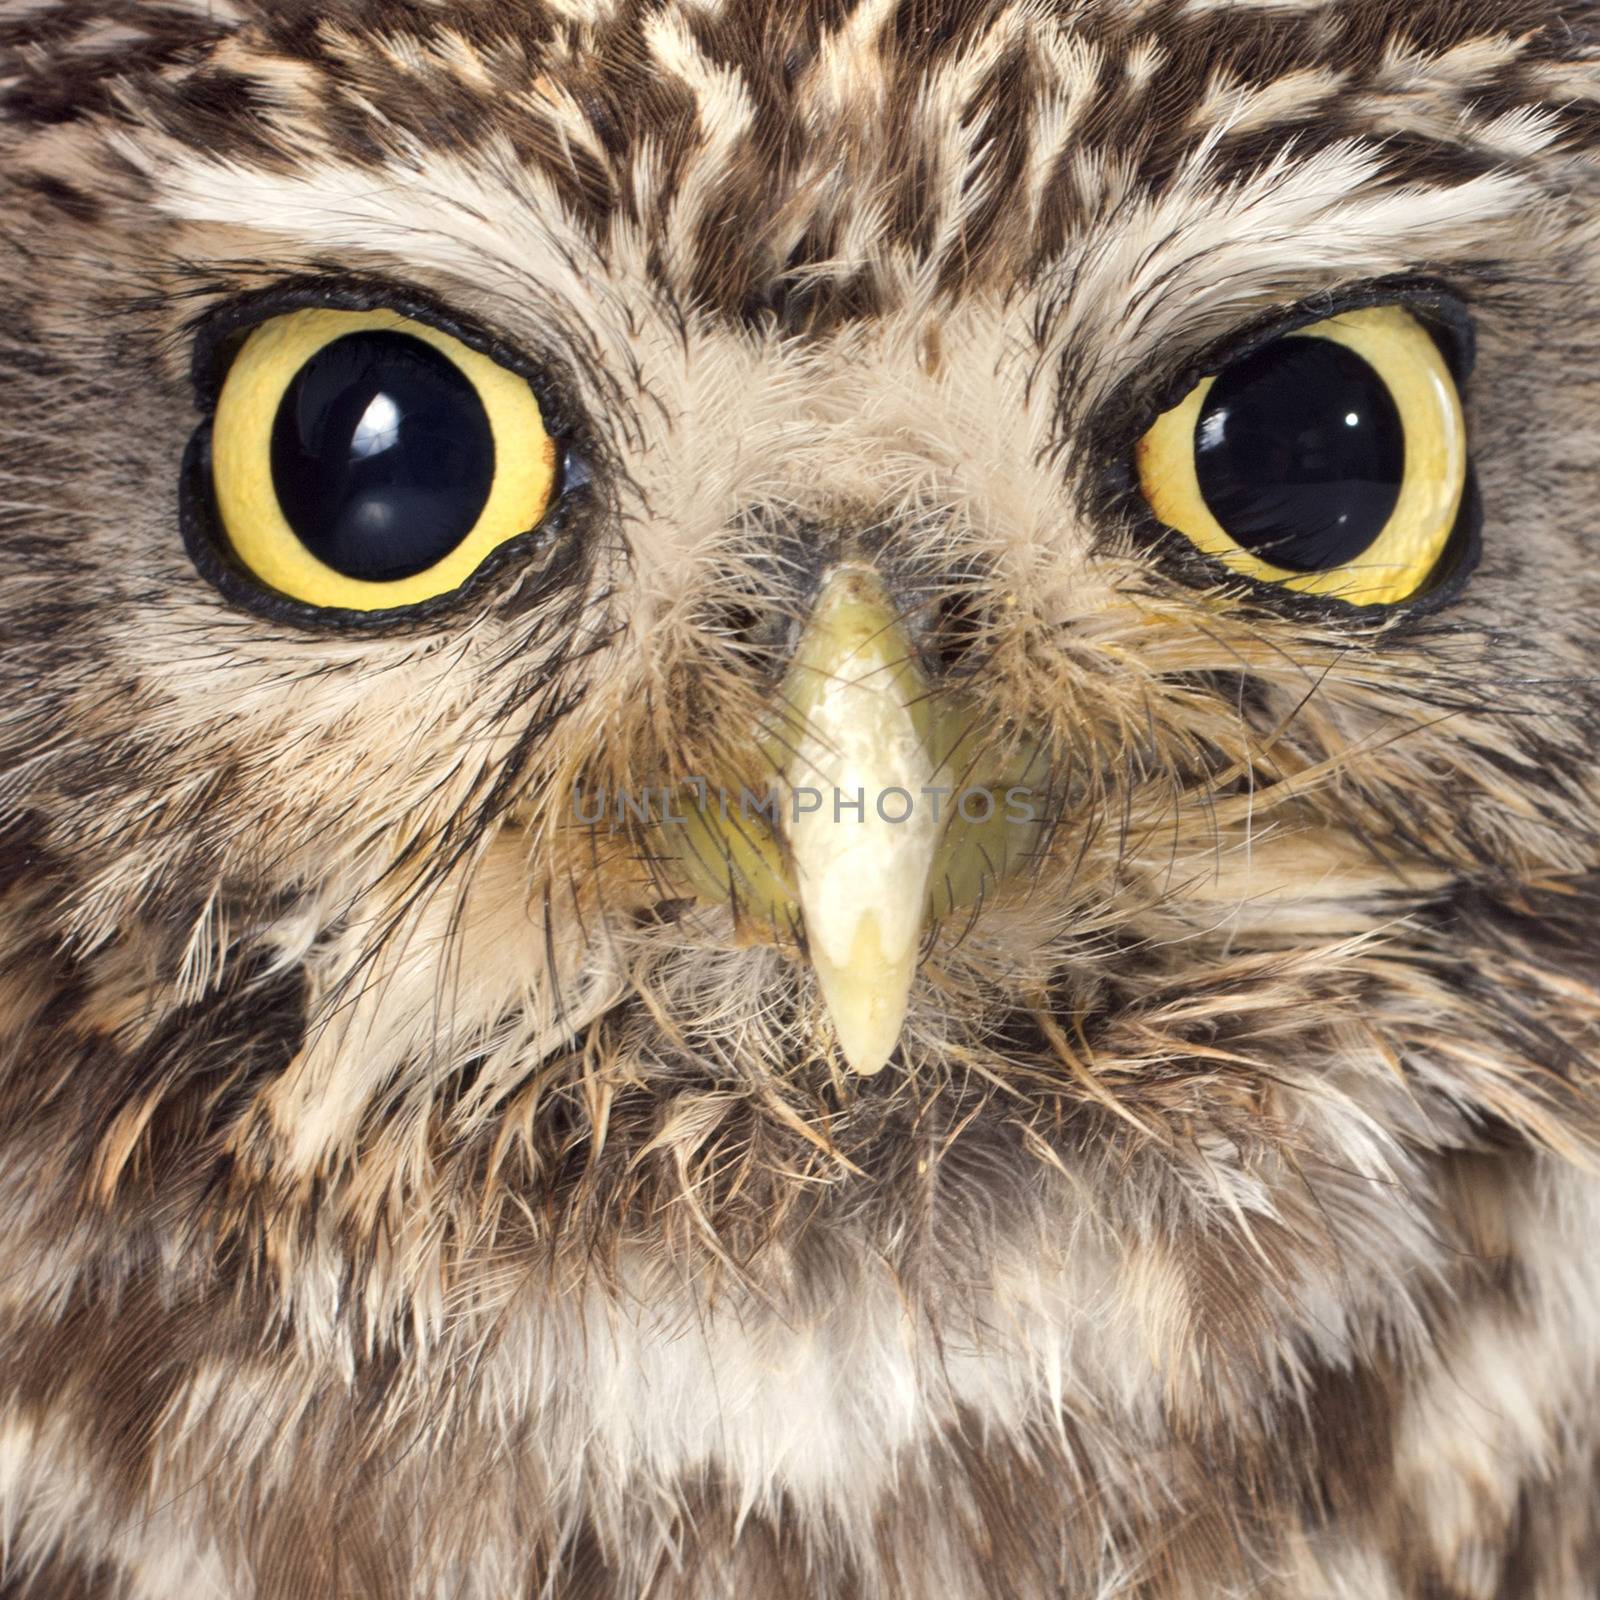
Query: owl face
3 1 1600 1594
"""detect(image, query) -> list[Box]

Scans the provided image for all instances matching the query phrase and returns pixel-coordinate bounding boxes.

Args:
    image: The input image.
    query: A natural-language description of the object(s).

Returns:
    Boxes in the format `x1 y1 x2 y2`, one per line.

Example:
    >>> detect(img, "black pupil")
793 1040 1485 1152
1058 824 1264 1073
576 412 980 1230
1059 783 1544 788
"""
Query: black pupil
1193 335 1404 572
269 330 496 583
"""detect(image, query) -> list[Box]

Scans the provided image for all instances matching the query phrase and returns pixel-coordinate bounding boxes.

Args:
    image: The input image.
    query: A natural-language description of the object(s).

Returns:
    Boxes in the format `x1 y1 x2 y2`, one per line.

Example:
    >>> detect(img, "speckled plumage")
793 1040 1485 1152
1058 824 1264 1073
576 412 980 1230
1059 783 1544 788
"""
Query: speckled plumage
1 1 1600 1596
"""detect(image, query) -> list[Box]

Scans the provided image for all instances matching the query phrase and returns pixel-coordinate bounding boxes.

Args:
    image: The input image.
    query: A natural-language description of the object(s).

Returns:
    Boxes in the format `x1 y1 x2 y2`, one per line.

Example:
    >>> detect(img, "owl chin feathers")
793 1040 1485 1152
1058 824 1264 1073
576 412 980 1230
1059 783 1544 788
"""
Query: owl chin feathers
1 0 1600 1597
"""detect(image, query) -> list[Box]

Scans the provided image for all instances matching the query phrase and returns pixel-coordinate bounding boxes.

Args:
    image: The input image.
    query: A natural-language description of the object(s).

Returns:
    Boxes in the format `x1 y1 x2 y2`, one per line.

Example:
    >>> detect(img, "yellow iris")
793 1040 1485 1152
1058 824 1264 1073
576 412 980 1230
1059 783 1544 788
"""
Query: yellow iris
210 308 557 611
1135 306 1467 607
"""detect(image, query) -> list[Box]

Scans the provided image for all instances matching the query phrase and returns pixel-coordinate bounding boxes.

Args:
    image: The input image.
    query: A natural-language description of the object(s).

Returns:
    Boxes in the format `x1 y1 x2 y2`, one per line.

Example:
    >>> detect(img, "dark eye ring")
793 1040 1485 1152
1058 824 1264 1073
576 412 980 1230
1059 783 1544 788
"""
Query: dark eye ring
1135 305 1467 607
207 307 558 611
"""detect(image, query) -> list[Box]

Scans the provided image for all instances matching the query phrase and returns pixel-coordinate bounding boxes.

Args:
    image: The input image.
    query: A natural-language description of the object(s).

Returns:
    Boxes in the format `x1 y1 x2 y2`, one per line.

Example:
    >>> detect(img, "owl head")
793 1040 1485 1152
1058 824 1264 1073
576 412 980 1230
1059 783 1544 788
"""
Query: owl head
1 0 1599 1593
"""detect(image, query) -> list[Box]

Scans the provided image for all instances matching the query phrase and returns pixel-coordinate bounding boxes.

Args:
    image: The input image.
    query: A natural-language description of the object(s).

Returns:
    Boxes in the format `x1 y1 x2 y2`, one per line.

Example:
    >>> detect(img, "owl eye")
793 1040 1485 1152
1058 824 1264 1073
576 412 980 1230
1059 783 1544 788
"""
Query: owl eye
1134 305 1467 607
208 308 557 611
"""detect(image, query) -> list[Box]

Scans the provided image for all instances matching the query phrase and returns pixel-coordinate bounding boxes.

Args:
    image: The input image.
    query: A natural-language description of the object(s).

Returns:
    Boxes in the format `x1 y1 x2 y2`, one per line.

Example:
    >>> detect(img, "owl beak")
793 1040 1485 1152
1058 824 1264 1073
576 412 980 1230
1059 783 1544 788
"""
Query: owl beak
777 567 941 1076
655 567 1041 1076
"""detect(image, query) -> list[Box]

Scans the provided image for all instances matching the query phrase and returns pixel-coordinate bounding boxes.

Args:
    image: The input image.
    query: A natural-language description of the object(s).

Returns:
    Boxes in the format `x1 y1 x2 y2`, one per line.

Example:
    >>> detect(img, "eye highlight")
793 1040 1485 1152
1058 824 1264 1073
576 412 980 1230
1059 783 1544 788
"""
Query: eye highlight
1135 305 1467 607
209 308 558 611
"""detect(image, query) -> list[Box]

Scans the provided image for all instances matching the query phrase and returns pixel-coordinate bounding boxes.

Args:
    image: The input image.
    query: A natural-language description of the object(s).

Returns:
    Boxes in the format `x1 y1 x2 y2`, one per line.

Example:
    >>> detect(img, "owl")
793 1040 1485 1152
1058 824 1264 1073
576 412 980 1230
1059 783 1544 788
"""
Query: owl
0 0 1598 1595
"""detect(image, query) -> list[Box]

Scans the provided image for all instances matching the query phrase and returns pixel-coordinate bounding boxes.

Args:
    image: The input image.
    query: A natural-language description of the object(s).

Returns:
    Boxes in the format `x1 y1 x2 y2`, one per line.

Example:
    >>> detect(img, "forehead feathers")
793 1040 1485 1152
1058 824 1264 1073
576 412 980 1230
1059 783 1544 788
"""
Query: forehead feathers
6 0 1599 325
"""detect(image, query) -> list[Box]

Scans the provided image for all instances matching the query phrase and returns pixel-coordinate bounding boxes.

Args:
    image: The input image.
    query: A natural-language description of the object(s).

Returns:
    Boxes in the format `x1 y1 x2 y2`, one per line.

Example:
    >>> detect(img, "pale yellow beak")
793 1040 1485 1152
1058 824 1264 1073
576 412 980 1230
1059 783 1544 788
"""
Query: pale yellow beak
658 565 1042 1076
778 567 940 1076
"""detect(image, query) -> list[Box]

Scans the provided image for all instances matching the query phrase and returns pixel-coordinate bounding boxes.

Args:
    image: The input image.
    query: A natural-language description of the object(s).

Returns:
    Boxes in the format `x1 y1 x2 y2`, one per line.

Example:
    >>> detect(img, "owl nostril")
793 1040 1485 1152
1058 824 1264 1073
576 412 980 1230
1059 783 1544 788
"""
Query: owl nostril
920 586 998 680
693 593 794 679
